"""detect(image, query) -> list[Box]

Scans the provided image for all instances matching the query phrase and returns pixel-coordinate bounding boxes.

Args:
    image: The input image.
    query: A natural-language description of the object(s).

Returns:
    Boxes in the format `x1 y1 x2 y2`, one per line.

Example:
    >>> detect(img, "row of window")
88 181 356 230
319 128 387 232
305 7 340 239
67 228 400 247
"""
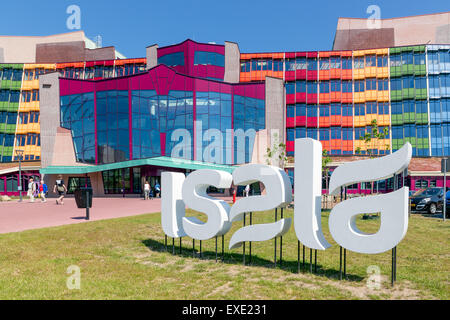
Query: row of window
0 69 23 81
286 103 390 118
194 51 225 67
18 112 40 125
21 90 40 102
389 52 426 67
24 68 49 81
15 133 40 147
0 90 20 103
241 55 390 73
392 100 428 115
390 76 427 91
0 134 14 146
0 112 18 125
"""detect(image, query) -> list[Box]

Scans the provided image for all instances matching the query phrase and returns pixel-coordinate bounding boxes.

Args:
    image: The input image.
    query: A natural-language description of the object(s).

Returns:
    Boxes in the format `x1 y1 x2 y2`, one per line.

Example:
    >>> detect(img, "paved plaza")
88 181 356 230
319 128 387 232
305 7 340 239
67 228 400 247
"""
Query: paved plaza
0 197 162 234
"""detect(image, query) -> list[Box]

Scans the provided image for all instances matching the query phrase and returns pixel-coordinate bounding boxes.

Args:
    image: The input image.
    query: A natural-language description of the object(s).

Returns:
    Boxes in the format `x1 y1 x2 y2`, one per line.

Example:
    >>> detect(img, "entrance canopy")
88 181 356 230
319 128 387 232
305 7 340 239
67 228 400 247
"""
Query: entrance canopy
40 156 236 175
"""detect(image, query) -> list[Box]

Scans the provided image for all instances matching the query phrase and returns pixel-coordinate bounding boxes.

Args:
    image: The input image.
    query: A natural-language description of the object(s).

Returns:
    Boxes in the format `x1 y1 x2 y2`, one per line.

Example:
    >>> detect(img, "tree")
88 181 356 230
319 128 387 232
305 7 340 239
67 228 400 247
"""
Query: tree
322 149 332 209
265 132 288 169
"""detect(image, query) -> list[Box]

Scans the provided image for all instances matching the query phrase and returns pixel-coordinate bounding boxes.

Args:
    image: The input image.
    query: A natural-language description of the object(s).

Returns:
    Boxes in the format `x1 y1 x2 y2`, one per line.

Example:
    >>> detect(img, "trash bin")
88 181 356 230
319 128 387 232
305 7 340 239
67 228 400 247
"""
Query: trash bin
74 187 93 209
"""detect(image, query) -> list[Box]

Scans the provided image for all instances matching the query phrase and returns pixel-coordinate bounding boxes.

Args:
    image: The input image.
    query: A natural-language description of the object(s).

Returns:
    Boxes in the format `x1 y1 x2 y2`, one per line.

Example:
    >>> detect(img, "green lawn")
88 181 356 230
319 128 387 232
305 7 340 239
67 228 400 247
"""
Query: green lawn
0 209 448 300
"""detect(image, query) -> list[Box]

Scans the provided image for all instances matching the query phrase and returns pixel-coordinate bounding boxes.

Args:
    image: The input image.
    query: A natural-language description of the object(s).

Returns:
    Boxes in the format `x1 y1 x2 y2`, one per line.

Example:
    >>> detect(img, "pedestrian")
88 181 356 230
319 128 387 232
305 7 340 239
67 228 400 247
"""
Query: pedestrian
154 182 161 198
53 175 67 205
40 180 48 202
144 181 150 200
27 178 36 202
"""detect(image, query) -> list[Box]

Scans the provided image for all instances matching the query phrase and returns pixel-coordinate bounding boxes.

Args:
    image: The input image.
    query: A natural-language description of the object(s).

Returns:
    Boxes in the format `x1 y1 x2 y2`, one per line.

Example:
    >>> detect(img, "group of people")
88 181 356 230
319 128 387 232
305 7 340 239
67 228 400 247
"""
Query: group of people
26 175 67 205
143 181 160 200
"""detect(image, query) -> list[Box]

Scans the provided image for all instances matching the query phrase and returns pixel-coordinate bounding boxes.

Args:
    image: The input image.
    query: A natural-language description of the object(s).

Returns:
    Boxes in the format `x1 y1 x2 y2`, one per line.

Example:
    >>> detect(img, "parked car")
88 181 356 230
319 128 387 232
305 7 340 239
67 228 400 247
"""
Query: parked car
410 187 444 214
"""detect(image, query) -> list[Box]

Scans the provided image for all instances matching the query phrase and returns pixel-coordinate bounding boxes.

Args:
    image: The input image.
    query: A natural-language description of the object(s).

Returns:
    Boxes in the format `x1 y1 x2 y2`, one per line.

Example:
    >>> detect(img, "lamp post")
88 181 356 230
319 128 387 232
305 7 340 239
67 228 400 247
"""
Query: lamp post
15 149 24 202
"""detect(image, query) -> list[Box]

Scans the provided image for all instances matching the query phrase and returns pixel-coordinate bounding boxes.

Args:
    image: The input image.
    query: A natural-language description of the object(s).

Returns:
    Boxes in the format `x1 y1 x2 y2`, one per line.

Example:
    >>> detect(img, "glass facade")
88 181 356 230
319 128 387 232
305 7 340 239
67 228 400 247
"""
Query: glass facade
59 65 266 166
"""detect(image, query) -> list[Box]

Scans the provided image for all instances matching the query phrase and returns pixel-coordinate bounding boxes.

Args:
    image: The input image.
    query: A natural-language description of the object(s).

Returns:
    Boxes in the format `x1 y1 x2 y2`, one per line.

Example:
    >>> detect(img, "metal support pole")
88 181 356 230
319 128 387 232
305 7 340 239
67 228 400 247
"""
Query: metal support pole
249 212 252 264
302 245 305 268
274 208 277 268
222 235 224 262
394 246 397 282
179 237 182 255
165 235 167 251
215 236 218 262
297 241 301 273
243 213 246 265
172 238 175 255
193 239 195 258
391 248 395 286
344 249 347 278
309 248 312 273
339 246 343 280
314 250 317 273
200 240 202 259
85 188 90 220
444 159 447 222
280 208 283 267
18 155 22 202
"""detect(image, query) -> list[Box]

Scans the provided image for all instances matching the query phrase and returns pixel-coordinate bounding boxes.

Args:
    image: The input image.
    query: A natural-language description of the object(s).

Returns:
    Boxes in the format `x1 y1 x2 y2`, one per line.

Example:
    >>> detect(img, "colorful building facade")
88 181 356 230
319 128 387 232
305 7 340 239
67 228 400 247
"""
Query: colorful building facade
0 13 450 196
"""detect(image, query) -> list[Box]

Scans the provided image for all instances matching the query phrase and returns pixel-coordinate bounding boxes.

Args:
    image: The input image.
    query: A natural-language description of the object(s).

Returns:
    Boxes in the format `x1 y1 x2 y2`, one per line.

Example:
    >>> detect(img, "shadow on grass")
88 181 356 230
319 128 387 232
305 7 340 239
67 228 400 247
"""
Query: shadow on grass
141 238 364 283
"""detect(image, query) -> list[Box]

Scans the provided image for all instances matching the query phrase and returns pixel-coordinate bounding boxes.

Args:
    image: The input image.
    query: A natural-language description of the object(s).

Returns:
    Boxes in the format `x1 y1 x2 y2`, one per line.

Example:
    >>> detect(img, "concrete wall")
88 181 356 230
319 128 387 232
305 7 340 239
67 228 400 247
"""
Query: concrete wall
0 31 87 63
334 12 450 50
224 41 240 83
39 73 61 170
46 172 105 198
265 76 285 164
146 44 159 70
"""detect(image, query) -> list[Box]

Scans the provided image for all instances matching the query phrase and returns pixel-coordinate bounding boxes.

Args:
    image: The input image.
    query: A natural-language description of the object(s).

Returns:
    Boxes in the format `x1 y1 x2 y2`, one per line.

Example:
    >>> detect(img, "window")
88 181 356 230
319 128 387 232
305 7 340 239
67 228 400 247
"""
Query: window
295 80 306 93
159 52 185 67
273 60 283 71
342 81 352 93
296 104 306 116
390 54 402 67
295 57 307 70
415 179 429 190
377 55 388 67
319 58 330 70
330 80 340 92
307 58 317 71
319 82 329 93
331 104 341 115
194 51 225 67
402 76 414 89
341 57 352 69
286 82 295 95
354 57 364 69
67 177 92 194
354 80 364 92
366 102 377 114
307 82 317 94
319 128 330 140
414 53 426 65
378 79 389 91
365 55 376 67
330 57 341 69
366 78 377 90
354 104 365 116
319 105 330 117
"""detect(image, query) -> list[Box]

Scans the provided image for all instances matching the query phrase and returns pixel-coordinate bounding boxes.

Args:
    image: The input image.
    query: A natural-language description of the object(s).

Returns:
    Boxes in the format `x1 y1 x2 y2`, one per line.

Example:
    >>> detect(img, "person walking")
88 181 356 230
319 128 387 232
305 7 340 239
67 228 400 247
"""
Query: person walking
27 178 36 203
154 182 161 198
144 181 150 200
53 175 67 205
39 180 48 202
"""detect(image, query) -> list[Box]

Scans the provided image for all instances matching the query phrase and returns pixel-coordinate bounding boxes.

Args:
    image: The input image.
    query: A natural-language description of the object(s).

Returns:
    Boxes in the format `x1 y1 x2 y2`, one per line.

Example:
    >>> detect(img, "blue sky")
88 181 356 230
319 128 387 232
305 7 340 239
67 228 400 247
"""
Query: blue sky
1 0 448 57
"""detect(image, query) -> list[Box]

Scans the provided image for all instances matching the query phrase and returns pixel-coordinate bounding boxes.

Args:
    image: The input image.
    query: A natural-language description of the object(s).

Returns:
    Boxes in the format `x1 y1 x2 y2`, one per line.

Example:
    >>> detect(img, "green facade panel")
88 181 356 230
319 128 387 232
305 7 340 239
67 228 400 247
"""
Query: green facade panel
415 88 427 100
416 113 428 124
391 114 403 125
403 112 415 123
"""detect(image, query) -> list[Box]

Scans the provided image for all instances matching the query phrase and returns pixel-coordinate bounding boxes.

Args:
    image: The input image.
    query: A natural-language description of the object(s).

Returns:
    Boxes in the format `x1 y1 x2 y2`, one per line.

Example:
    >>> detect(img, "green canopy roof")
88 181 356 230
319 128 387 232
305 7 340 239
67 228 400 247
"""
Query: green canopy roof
40 156 236 174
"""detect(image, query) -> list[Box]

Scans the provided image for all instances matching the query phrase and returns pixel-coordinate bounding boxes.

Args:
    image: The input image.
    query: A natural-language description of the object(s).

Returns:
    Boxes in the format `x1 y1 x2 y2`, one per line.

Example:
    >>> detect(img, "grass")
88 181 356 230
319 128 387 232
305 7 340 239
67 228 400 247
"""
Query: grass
0 208 448 300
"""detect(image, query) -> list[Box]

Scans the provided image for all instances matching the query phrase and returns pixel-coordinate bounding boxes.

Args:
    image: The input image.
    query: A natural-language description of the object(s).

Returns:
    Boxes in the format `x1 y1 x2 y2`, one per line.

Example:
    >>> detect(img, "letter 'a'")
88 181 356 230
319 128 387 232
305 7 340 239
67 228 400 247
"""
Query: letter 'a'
328 143 412 254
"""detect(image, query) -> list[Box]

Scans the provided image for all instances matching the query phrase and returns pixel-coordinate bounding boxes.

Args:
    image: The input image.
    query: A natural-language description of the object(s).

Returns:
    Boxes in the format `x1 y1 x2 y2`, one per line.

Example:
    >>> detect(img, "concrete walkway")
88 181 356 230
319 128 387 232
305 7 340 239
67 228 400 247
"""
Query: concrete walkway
0 197 162 234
